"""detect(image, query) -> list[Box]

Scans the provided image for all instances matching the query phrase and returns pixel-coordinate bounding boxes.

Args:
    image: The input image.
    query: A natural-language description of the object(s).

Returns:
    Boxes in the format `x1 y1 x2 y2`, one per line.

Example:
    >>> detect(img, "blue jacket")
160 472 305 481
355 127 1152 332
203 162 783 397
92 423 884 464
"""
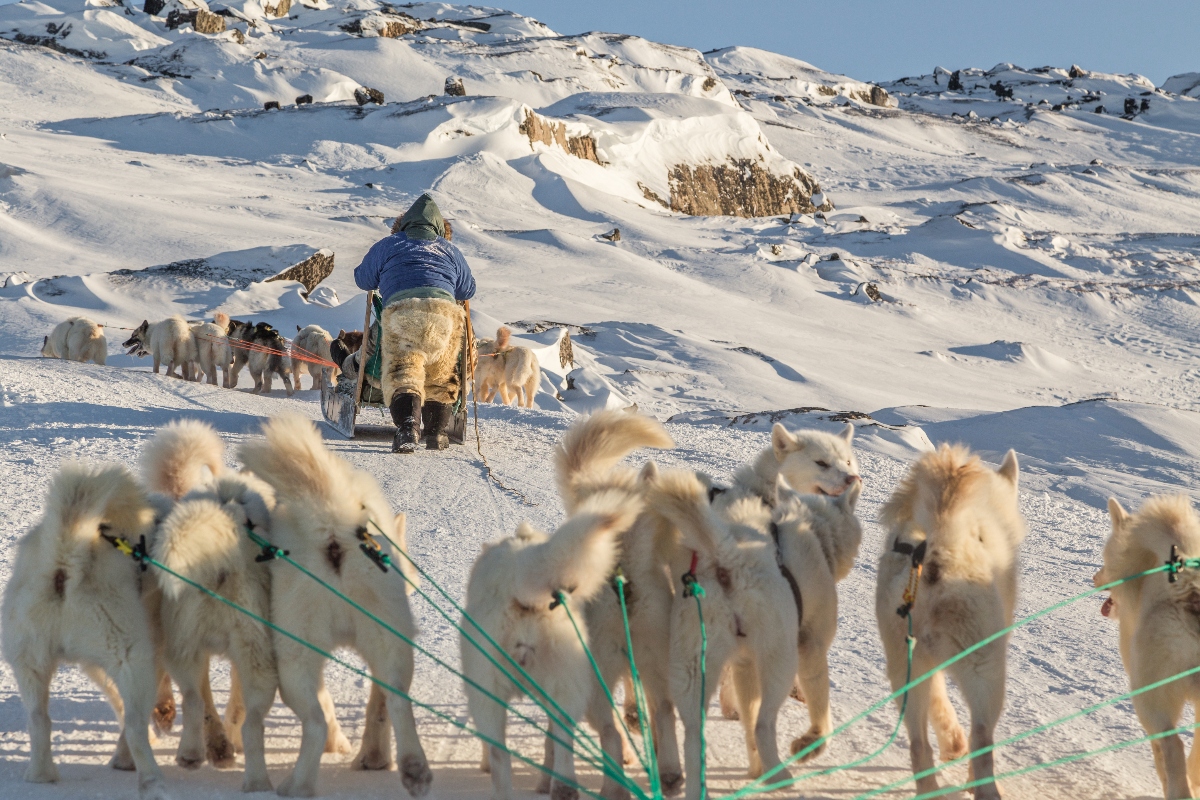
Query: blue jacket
353 233 477 302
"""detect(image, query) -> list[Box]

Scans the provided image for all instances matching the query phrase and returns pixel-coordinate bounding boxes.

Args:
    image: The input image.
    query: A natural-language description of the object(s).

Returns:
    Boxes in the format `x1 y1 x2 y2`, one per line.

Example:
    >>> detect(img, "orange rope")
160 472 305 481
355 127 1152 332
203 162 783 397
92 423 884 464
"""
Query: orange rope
193 332 339 368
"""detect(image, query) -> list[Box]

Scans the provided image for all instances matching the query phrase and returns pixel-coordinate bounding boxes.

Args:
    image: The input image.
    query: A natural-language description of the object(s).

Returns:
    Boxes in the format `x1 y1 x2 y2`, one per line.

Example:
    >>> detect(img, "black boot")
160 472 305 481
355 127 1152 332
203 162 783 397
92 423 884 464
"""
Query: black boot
389 393 422 454
424 401 451 451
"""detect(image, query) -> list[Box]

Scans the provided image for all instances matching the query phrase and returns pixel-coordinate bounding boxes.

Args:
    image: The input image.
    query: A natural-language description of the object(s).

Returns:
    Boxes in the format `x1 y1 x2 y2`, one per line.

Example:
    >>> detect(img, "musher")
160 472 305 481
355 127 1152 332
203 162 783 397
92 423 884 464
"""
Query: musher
354 194 476 453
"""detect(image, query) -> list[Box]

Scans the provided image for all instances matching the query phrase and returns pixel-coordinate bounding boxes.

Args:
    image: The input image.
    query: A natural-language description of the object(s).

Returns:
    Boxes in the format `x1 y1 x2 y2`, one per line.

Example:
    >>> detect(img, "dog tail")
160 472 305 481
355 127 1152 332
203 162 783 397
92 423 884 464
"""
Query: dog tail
514 488 640 608
1102 495 1200 585
239 413 341 501
645 468 730 559
554 410 674 511
152 499 244 601
495 326 511 350
213 311 231 333
141 420 225 500
39 462 151 551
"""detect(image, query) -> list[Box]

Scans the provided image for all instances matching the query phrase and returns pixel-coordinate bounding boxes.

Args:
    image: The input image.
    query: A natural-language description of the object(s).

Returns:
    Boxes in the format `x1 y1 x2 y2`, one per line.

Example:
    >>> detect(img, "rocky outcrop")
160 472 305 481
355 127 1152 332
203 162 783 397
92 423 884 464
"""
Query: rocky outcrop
445 76 466 96
263 0 290 18
265 249 334 296
354 87 385 106
340 12 423 38
668 160 830 217
518 110 600 164
193 9 225 34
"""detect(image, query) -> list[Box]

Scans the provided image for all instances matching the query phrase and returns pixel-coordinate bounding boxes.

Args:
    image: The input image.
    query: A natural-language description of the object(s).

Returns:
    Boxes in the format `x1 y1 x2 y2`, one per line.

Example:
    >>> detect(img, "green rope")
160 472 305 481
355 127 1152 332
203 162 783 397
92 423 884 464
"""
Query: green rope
119 546 609 800
556 589 653 780
615 571 662 798
362 519 639 792
681 575 707 800
852 662 1200 800
911 723 1196 800
725 561 1185 797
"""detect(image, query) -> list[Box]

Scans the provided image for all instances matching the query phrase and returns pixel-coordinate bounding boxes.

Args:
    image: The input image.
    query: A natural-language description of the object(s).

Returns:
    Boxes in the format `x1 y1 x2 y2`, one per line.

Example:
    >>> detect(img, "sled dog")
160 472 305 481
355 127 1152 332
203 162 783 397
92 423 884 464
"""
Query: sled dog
123 316 197 379
1 462 170 800
552 410 678 799
330 329 364 374
190 322 232 388
293 324 336 390
42 317 107 365
650 470 801 800
476 327 540 408
462 484 641 800
1097 495 1200 799
877 444 1023 800
228 321 293 395
239 413 428 797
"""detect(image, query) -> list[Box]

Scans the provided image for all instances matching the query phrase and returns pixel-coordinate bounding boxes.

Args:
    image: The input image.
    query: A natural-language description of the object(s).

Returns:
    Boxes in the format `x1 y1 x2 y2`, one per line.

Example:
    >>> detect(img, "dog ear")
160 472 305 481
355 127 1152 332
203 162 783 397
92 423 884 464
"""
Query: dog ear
296 325 301 332
338 329 346 339
774 473 802 508
838 480 862 513
997 449 1019 487
1107 497 1129 527
638 461 659 484
771 423 801 460
840 422 855 442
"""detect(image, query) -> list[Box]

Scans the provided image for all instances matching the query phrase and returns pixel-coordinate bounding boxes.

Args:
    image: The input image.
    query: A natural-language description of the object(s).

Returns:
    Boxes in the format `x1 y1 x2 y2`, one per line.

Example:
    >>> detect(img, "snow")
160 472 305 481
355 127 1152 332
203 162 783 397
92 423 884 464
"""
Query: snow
2 2 1200 798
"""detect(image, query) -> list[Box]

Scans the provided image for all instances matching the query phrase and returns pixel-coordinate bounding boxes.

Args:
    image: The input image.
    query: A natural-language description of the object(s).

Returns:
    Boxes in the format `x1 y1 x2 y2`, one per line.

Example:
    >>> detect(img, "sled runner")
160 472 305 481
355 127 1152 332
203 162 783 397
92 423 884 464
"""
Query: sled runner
321 290 469 443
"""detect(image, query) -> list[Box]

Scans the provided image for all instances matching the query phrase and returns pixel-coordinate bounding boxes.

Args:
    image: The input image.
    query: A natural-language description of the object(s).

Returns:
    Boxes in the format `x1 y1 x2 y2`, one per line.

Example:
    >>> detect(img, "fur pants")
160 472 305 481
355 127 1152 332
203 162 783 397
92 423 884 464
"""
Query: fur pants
380 298 465 406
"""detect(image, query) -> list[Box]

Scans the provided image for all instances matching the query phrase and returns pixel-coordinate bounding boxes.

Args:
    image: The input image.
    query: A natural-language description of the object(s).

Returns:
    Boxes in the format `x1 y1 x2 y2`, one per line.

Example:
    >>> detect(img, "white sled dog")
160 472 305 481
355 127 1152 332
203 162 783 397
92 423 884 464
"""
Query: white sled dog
462 482 641 800
1 462 171 800
123 316 197 380
650 470 801 800
476 327 540 408
552 410 678 800
190 321 233 388
292 324 336 390
714 422 860 722
877 444 1023 800
1097 495 1200 799
239 413 429 797
42 316 107 364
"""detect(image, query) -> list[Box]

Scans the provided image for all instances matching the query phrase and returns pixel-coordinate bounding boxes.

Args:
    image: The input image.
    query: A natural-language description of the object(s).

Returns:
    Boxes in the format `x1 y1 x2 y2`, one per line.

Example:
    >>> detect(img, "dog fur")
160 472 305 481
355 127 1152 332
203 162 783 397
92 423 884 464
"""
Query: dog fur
380 297 465 406
475 327 540 408
123 316 196 379
227 321 294 396
191 322 232 388
238 413 429 797
1 462 170 799
461 483 641 800
552 410 679 799
293 324 336 391
1097 495 1200 799
42 317 107 365
877 444 1023 800
330 330 364 375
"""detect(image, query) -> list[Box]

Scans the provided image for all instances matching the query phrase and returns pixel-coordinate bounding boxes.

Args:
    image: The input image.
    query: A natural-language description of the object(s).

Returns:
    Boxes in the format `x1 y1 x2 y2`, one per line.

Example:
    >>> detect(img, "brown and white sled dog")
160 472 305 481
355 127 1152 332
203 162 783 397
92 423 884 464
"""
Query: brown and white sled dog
227 321 294 395
123 316 198 380
1 462 171 800
239 413 429 797
877 444 1023 800
461 484 640 800
650 471 801 800
1097 495 1200 799
553 410 678 800
476 327 540 408
42 316 107 365
292 324 336 390
190 321 232 388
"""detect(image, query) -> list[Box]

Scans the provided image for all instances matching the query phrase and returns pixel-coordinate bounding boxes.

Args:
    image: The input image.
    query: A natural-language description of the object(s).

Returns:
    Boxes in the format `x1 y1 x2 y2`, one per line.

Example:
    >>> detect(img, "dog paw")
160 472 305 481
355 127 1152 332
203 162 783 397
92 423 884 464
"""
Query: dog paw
720 705 739 720
176 751 205 770
351 749 393 771
24 763 59 784
400 754 432 797
208 736 238 770
275 775 316 797
536 773 552 794
242 774 273 793
138 777 172 800
790 730 827 762
550 781 579 800
153 699 177 734
325 731 352 756
659 771 683 796
789 684 806 704
939 728 969 762
109 751 136 771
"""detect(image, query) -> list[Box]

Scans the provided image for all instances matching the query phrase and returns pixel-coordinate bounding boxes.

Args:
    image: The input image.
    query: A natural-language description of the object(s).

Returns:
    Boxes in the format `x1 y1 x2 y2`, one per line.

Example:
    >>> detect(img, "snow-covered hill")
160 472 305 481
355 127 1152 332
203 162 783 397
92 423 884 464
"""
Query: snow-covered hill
2 3 1200 798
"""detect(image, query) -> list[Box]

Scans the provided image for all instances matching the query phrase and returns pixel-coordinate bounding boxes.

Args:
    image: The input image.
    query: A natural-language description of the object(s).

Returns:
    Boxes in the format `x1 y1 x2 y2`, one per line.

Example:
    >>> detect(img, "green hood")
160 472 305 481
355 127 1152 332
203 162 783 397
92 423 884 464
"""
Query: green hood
397 193 445 241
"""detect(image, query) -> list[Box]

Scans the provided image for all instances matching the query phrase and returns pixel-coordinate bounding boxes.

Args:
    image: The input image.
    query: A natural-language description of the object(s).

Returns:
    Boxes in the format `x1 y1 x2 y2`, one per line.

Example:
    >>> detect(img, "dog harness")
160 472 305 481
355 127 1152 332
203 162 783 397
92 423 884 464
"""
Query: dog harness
892 538 927 618
769 521 804 629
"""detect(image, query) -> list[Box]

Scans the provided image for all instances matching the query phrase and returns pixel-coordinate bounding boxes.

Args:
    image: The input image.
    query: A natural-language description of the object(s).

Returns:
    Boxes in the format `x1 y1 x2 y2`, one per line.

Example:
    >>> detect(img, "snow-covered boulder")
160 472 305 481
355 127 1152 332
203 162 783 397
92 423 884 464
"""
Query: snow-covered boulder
705 46 895 108
1162 72 1200 98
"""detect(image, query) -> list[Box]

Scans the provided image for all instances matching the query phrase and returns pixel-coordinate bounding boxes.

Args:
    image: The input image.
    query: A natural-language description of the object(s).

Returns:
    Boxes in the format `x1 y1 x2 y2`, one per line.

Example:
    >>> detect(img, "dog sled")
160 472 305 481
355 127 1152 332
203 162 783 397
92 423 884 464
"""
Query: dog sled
321 290 469 443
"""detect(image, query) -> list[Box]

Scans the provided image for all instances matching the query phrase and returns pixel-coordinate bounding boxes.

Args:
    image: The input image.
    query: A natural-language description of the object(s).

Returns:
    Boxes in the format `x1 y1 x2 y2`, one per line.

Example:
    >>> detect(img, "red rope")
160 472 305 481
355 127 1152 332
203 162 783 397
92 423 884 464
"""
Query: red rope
193 332 339 368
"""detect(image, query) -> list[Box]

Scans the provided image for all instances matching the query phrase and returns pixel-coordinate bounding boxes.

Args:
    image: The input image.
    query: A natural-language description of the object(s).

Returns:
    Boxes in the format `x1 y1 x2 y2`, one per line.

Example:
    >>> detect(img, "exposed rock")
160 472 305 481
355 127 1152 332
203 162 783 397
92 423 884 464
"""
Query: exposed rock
193 9 225 34
817 85 837 97
948 70 963 91
518 110 601 164
265 248 334 296
1140 98 1150 112
863 283 882 302
600 228 621 242
165 9 196 29
354 87 385 106
444 76 466 96
230 27 244 45
295 93 312 105
990 81 1013 99
340 12 423 38
1124 97 1137 114
263 100 280 110
1069 64 1087 79
1094 105 1106 114
702 76 716 92
263 0 289 18
638 182 667 208
668 159 828 217
143 0 166 14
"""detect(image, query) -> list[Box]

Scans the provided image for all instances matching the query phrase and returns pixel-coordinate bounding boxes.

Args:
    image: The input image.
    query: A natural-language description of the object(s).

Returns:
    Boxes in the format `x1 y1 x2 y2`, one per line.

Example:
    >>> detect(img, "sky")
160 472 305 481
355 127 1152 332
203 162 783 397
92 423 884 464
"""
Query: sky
496 0 1200 86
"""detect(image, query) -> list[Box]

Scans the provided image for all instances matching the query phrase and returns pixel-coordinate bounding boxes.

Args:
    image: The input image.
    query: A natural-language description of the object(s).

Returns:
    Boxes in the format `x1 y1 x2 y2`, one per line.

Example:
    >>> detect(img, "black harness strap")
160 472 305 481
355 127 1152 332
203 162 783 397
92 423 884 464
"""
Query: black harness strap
707 485 727 504
770 521 804 629
892 538 928 565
